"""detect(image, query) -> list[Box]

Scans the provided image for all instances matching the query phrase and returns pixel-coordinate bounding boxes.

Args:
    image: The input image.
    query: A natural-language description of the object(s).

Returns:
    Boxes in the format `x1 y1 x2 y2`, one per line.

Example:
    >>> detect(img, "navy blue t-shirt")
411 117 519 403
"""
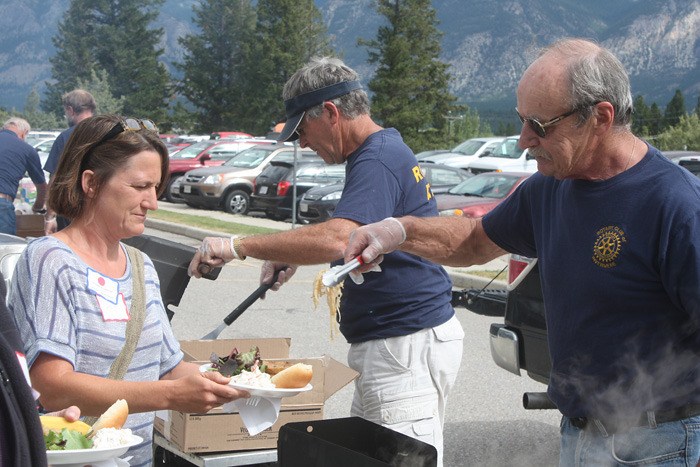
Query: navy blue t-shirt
332 128 454 343
483 144 700 418
43 126 74 175
0 130 45 197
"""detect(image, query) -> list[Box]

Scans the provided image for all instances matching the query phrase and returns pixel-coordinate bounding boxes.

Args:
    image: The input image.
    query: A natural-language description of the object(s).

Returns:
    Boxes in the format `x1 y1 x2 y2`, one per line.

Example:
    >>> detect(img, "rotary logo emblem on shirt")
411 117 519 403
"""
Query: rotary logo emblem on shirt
592 225 627 269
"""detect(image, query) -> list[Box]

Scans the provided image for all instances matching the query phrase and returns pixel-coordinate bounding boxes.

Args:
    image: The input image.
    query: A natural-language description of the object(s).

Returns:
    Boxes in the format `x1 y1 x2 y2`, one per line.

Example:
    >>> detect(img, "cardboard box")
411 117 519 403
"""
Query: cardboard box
154 338 358 453
15 213 44 238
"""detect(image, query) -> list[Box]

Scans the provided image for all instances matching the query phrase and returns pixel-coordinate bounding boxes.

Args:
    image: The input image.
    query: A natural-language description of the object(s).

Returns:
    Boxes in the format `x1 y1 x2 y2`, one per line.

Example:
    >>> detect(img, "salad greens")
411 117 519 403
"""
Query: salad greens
209 346 267 377
45 428 94 450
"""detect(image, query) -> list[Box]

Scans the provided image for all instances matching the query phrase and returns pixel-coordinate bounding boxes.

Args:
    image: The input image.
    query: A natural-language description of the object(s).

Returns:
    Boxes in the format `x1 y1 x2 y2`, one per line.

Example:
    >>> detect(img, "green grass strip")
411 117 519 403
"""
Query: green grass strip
149 209 282 236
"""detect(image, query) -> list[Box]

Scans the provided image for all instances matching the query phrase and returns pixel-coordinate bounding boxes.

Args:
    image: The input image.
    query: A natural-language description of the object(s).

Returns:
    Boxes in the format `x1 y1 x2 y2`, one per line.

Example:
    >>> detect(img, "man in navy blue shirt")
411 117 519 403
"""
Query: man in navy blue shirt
346 38 700 466
189 57 464 466
43 89 96 234
0 118 46 235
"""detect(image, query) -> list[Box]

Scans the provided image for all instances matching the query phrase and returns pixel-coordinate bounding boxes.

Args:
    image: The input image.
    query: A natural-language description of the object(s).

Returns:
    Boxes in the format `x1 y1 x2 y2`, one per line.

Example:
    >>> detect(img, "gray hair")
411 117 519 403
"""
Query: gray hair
542 38 633 128
3 117 30 134
282 56 370 119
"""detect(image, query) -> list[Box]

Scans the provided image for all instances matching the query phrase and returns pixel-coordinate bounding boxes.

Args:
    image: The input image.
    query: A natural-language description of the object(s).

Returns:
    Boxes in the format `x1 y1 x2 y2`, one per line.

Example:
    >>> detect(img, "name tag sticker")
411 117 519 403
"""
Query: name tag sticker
97 293 130 321
86 268 119 304
15 351 39 399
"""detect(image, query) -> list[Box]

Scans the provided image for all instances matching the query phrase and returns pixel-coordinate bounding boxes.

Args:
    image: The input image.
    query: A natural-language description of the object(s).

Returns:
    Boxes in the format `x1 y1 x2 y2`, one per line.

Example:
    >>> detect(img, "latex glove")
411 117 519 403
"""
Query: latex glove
259 261 297 298
344 217 406 270
188 237 235 278
348 262 382 285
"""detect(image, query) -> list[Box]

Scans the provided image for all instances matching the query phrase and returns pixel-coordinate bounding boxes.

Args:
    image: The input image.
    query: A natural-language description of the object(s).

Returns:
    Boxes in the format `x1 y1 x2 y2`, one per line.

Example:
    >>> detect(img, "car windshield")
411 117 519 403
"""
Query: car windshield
169 141 212 159
295 163 345 182
451 139 487 156
488 138 524 159
223 147 276 168
447 173 520 199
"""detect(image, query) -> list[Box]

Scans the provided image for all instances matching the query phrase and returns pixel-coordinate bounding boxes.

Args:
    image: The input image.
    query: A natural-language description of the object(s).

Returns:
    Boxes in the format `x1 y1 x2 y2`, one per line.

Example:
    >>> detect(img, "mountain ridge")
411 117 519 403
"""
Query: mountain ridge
0 0 697 118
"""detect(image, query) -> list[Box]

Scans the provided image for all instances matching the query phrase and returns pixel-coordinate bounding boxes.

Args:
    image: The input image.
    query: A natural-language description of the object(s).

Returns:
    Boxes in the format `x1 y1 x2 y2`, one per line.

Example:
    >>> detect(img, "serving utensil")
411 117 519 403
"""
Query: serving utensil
201 271 279 340
322 256 364 287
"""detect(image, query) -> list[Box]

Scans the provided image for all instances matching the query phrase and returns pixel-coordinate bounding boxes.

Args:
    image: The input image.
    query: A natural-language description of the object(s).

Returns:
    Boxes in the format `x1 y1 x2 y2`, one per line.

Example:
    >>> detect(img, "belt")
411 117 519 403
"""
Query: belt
569 404 700 434
0 193 13 202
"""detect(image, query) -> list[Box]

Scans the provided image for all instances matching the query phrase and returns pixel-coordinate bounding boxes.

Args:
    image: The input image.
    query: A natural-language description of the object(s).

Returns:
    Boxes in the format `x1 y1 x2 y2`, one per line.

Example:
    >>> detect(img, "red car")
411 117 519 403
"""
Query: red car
435 171 530 218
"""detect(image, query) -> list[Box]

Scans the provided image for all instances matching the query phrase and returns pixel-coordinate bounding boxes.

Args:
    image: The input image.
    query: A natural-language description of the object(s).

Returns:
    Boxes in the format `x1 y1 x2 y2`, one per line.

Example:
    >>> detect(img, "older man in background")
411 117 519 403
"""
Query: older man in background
0 117 46 235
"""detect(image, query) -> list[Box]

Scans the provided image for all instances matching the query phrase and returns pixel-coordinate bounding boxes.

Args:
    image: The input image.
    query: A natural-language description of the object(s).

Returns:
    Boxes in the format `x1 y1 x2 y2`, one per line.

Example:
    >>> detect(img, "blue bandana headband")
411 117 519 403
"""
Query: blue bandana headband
278 80 363 142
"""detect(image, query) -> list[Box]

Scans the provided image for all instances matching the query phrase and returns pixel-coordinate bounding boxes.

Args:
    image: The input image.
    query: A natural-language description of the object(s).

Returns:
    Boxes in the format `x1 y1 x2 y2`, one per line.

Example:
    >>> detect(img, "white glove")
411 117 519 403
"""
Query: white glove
260 261 298 298
188 237 235 278
345 217 406 267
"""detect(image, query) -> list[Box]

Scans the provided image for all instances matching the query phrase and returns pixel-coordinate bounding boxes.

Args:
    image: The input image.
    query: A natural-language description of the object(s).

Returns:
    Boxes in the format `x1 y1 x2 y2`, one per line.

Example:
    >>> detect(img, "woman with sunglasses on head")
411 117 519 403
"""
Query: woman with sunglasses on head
345 38 700 466
7 115 248 466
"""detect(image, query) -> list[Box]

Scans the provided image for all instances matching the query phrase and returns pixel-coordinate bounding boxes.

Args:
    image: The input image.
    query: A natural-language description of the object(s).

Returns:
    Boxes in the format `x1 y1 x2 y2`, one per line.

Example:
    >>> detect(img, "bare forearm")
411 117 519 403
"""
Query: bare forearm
400 216 505 267
238 218 358 264
36 371 174 416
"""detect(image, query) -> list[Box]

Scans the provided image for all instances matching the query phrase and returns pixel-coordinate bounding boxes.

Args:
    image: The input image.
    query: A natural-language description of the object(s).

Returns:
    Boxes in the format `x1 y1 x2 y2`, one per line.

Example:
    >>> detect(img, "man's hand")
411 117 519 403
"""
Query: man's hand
259 261 297 298
188 237 236 277
344 217 406 271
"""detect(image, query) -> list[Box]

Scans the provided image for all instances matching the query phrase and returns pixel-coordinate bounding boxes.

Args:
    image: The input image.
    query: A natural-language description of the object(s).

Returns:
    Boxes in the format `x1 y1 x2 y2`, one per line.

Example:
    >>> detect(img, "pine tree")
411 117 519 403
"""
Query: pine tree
43 0 100 116
75 69 125 115
632 95 651 136
240 0 333 135
91 0 170 123
664 89 686 129
695 96 700 118
177 0 257 133
24 88 61 130
649 103 663 136
363 0 461 152
46 0 170 124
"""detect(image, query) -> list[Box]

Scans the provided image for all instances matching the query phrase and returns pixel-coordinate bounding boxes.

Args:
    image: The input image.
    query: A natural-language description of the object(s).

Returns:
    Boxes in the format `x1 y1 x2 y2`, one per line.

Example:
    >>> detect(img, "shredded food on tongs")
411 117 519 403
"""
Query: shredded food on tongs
312 270 343 339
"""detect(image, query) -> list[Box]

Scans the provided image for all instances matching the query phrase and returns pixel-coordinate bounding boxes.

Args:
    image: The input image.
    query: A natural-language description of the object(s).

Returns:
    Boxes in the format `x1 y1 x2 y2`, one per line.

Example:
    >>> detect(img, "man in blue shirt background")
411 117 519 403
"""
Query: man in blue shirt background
0 117 46 235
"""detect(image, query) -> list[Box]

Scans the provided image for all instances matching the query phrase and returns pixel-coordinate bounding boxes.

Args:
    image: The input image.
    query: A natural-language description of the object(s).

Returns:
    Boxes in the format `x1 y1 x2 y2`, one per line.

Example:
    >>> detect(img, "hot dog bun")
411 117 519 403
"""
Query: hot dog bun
270 363 313 388
91 399 129 432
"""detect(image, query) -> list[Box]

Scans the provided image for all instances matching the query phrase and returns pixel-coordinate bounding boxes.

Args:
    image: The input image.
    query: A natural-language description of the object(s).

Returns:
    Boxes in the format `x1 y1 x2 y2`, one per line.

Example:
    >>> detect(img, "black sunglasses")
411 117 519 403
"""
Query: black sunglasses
515 106 583 138
81 117 158 170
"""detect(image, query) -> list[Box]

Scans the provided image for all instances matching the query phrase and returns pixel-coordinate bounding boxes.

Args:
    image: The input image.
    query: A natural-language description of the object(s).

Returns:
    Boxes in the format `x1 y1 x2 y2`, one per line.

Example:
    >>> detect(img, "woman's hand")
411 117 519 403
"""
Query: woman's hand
165 371 249 414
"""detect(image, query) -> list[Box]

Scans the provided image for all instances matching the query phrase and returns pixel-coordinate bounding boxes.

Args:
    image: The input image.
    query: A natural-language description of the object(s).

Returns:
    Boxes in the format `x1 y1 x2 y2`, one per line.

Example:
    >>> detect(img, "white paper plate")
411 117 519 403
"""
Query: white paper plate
46 435 143 465
228 382 313 399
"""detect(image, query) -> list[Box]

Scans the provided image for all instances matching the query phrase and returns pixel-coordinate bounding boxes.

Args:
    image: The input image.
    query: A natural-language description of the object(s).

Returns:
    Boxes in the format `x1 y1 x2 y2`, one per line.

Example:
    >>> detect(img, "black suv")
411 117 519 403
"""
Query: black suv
250 162 346 221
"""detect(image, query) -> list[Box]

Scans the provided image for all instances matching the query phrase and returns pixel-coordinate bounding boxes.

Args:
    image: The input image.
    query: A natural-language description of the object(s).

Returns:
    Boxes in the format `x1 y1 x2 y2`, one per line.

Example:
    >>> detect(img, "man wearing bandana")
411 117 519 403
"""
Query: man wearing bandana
190 56 464 466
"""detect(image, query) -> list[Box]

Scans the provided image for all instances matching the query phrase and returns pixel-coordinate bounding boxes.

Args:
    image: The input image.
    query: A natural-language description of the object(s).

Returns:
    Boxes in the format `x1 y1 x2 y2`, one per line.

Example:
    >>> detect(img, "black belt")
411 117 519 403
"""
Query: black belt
569 404 700 434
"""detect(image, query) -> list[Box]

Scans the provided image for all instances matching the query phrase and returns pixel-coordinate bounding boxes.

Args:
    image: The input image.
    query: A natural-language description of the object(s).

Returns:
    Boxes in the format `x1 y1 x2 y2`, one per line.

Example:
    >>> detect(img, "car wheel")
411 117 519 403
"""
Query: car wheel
165 175 184 203
223 190 249 215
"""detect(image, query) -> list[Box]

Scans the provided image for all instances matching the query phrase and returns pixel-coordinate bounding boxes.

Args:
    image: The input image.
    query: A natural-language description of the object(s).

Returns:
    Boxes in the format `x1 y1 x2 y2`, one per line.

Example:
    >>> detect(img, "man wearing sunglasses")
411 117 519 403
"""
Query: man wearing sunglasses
344 38 700 466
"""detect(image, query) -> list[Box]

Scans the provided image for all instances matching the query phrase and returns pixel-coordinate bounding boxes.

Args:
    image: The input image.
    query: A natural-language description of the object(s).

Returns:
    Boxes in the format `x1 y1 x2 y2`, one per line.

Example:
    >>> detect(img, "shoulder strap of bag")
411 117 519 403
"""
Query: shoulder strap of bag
83 245 146 426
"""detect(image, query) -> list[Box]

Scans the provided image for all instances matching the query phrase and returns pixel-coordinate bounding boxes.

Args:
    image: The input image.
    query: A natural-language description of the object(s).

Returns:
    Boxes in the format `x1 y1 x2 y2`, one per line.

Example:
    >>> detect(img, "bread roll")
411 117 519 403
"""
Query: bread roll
91 399 129 433
270 363 313 388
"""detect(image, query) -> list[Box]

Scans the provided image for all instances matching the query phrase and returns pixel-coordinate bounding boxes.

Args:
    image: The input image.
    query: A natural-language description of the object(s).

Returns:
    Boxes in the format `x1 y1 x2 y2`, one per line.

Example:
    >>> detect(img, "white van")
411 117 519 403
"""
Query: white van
467 135 537 175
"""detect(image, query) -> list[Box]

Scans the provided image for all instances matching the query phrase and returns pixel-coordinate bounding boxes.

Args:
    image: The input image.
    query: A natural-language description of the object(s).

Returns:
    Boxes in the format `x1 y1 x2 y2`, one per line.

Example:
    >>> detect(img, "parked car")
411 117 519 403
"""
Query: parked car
179 145 320 215
418 137 504 169
298 163 471 223
165 138 276 203
467 135 536 175
673 151 700 177
250 161 346 221
436 171 530 217
665 150 700 164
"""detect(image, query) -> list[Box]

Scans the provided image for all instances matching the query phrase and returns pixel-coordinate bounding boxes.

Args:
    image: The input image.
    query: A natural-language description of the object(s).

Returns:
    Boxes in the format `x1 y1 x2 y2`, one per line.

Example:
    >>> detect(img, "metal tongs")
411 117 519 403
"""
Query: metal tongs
322 256 364 287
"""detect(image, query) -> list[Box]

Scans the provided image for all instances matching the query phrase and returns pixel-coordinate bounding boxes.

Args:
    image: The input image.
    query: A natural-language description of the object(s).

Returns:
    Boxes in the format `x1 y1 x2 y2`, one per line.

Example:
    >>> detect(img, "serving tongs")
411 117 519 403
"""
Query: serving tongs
322 256 364 287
